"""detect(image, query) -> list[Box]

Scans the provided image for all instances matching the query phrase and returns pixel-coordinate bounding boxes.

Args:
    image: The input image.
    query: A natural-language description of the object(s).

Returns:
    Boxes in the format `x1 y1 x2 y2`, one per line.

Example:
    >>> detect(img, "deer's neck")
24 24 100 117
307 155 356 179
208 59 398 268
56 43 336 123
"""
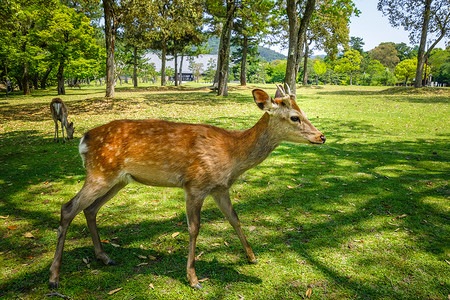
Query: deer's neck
233 113 281 174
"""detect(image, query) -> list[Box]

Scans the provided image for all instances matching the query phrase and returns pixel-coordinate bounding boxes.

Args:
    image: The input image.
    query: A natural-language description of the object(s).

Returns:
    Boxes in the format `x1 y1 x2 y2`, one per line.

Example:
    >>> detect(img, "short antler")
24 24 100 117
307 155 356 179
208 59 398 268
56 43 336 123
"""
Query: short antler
284 83 291 96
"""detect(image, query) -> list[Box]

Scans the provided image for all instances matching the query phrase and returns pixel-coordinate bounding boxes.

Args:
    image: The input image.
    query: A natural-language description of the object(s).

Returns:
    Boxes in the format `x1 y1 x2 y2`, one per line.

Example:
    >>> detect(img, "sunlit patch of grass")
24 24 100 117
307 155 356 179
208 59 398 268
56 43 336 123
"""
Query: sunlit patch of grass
0 84 449 299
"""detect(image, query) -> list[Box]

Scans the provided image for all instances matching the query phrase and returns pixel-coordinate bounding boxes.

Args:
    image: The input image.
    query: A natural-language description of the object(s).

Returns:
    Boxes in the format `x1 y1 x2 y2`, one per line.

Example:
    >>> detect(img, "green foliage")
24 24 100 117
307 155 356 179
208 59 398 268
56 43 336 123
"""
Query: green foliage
349 36 365 54
266 60 287 83
429 47 450 84
395 58 417 85
369 43 400 70
334 49 362 85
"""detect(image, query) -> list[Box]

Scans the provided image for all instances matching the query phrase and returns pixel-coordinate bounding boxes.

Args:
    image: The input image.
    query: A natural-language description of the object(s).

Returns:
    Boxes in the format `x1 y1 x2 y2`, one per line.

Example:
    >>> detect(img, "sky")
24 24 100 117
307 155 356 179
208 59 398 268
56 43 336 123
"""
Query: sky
269 0 448 56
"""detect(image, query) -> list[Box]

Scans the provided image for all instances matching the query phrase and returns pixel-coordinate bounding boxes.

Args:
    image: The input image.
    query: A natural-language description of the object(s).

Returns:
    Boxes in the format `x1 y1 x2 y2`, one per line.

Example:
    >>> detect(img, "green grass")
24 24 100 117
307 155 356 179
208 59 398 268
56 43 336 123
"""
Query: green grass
0 83 449 299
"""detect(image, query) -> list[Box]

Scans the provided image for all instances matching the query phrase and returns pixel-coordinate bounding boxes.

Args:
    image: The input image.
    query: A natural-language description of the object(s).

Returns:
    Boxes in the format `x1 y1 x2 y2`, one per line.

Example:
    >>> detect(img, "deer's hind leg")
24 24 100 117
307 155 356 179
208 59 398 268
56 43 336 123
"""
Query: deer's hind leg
49 179 119 288
53 120 59 142
83 181 128 265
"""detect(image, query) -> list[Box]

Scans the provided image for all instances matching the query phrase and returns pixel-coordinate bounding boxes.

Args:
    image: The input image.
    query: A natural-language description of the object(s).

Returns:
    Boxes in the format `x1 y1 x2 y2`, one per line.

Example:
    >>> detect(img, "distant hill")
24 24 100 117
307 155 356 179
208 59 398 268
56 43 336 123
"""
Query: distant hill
206 37 286 62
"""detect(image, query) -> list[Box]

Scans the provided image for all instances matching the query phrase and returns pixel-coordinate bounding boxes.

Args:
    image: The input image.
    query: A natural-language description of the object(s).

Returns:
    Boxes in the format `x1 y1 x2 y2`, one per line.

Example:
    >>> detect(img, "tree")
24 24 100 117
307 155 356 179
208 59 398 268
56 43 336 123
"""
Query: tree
285 0 316 94
102 0 123 97
313 58 327 84
1 0 58 95
350 36 365 54
395 58 417 85
394 42 417 61
266 59 287 83
308 0 359 60
334 48 362 85
378 0 450 87
39 4 99 95
203 58 216 83
231 0 273 86
428 47 450 84
369 43 400 70
212 0 237 96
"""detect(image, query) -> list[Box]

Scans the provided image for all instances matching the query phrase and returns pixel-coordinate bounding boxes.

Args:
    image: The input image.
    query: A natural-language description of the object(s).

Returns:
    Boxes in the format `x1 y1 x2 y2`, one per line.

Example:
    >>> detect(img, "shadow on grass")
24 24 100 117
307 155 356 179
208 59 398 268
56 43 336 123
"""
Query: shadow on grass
0 113 448 297
0 89 254 122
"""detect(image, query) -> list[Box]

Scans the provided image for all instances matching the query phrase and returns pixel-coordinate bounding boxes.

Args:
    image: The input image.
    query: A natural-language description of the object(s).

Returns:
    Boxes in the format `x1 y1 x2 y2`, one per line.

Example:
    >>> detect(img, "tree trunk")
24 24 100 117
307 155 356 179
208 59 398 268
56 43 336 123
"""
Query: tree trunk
161 41 166 86
240 34 248 86
22 60 30 95
302 38 309 85
217 0 236 96
179 52 184 85
103 0 115 97
133 46 138 88
285 0 316 94
40 67 52 89
174 52 178 86
57 61 65 95
414 0 431 88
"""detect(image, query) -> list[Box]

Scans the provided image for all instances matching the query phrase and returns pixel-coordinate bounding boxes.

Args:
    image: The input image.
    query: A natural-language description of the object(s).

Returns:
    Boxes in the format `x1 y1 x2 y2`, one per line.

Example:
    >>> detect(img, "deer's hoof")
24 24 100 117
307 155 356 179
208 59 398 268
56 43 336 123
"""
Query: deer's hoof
107 259 116 266
49 281 59 289
192 282 203 290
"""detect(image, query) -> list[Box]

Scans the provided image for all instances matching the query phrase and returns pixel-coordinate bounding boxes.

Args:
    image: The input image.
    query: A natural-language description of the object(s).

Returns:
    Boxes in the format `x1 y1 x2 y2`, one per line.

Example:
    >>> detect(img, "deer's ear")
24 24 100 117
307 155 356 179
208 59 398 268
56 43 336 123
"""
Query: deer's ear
252 89 274 111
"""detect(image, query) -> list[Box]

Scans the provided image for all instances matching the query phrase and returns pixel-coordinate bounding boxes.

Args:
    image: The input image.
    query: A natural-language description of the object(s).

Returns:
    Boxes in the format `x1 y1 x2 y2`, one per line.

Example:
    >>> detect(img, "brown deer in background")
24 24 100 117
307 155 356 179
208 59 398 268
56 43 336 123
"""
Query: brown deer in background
49 85 325 289
50 98 74 142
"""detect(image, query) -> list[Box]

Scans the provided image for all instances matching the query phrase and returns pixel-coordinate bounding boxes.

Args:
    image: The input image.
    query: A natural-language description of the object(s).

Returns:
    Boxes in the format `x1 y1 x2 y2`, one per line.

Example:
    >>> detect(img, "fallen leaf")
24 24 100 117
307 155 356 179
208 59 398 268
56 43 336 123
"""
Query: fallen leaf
198 278 209 283
337 210 345 213
107 287 123 295
172 232 180 238
149 283 154 289
148 255 157 260
305 287 312 298
224 241 229 247
177 222 183 226
101 240 109 244
398 214 408 219
0 215 9 219
24 232 34 238
137 263 148 267
137 255 147 259
110 242 120 248
25 256 34 259
248 226 256 232
7 225 17 230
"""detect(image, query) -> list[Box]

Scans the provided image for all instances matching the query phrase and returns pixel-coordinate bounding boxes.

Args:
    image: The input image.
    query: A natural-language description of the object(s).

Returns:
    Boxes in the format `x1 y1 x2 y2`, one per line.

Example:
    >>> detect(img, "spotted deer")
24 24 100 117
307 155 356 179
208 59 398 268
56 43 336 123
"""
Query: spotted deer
50 98 74 142
49 85 325 289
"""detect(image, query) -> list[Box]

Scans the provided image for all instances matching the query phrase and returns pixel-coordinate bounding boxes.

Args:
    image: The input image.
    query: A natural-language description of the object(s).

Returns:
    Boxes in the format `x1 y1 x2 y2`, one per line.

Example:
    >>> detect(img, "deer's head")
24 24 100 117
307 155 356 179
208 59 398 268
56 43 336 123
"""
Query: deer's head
252 84 325 145
67 122 74 139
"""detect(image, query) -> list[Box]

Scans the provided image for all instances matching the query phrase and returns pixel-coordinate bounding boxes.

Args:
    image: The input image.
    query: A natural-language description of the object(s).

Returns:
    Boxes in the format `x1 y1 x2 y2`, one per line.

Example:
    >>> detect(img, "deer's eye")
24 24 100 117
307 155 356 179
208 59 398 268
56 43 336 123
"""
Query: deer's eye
290 116 300 123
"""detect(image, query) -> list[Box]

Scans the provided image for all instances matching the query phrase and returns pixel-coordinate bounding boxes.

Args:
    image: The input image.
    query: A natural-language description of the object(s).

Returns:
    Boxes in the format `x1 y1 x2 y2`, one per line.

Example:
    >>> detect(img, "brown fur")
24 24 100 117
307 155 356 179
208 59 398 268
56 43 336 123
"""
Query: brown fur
50 98 74 142
49 89 325 289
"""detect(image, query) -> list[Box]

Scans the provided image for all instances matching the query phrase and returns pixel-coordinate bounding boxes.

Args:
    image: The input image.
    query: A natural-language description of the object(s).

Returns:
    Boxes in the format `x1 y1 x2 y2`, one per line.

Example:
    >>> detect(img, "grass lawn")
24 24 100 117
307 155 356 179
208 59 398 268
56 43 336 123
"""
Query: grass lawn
0 83 449 299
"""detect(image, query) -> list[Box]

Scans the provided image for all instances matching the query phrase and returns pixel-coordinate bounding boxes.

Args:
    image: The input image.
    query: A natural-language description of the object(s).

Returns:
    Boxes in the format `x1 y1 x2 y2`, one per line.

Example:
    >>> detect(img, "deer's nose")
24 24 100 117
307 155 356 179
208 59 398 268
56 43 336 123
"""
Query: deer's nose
320 135 326 143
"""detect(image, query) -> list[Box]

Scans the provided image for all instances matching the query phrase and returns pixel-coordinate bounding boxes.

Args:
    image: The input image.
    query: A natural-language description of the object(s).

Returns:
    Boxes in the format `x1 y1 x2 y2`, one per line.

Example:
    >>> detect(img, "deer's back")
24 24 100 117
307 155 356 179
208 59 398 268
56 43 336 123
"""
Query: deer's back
80 119 242 189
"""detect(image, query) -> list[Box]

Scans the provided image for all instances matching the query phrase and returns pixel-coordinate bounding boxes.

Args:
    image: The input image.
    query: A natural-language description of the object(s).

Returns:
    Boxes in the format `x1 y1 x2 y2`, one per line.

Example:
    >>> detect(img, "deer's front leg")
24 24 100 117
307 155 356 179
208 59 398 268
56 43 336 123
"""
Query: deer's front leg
184 189 206 289
212 188 256 264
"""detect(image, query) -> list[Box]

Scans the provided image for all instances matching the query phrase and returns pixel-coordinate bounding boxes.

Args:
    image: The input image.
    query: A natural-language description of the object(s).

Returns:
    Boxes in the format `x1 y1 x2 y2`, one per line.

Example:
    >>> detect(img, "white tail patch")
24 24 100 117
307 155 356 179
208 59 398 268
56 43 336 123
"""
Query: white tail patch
53 103 61 117
79 135 88 167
